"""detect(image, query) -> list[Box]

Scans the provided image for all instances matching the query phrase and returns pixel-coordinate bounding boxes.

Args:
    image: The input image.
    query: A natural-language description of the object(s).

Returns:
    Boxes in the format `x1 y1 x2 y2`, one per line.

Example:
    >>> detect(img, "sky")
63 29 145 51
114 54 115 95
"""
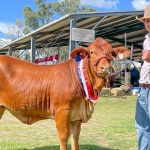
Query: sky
0 0 150 43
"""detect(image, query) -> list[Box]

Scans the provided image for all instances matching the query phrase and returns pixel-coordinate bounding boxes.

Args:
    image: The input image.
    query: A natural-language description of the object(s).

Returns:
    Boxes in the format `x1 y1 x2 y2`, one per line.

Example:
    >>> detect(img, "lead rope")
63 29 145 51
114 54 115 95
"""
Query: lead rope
111 53 142 76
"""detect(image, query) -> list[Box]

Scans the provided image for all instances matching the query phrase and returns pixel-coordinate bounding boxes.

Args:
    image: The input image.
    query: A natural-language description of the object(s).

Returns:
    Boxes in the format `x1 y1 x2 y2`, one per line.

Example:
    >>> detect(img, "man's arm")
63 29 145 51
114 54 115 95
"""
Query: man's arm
142 50 150 62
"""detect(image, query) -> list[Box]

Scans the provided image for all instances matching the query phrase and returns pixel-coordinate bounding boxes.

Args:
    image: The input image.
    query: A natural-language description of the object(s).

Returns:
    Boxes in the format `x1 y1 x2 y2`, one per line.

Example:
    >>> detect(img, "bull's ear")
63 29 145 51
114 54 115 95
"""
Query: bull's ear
112 47 131 59
70 47 88 59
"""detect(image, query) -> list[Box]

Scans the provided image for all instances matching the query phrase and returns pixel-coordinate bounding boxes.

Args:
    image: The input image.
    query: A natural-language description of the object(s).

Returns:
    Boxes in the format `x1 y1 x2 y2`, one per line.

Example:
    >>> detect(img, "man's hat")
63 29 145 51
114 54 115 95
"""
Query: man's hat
136 4 150 22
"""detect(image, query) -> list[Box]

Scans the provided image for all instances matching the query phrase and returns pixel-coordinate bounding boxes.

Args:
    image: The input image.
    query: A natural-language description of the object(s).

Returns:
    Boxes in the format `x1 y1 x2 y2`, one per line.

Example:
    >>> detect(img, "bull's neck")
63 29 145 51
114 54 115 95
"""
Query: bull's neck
76 57 99 102
68 59 85 98
82 58 95 85
87 58 105 91
84 58 98 89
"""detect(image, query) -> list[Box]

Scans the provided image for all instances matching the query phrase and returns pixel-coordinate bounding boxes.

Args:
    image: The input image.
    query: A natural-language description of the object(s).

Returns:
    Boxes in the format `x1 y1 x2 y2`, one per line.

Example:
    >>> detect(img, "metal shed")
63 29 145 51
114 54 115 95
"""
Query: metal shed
0 10 145 62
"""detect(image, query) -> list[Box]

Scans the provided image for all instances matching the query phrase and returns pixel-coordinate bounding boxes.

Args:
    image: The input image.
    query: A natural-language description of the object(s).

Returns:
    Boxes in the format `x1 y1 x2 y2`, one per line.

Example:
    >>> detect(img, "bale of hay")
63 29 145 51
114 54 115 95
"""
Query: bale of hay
101 88 111 96
111 88 126 96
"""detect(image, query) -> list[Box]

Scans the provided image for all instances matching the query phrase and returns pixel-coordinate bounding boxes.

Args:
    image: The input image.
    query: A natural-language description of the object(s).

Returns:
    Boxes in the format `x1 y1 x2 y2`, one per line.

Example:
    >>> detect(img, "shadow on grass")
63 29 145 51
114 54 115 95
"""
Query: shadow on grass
17 144 118 150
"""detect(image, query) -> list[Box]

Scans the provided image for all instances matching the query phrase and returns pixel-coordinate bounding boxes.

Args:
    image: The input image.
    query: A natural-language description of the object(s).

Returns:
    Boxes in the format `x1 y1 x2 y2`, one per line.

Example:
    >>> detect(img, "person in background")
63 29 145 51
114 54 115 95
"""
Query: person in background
136 4 150 150
130 67 140 87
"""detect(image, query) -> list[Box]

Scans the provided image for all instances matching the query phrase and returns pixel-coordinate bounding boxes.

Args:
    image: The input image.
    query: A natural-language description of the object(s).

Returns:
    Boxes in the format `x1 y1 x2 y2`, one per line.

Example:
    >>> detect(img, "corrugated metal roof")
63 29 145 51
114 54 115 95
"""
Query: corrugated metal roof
0 11 144 57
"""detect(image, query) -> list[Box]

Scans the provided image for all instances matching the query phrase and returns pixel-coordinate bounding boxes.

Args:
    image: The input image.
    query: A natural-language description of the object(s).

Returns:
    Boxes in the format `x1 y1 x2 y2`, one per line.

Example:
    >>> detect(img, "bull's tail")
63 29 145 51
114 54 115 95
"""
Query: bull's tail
0 106 5 119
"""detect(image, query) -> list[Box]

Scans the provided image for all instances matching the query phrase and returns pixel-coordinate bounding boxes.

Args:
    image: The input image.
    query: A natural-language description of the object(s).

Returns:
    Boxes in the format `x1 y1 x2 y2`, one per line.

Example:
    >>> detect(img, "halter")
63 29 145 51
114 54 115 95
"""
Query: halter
89 56 112 77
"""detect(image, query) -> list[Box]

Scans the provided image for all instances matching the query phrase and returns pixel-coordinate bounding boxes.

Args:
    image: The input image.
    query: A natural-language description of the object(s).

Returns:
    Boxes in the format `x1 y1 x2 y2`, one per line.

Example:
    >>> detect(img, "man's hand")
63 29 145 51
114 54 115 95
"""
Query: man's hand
142 50 150 62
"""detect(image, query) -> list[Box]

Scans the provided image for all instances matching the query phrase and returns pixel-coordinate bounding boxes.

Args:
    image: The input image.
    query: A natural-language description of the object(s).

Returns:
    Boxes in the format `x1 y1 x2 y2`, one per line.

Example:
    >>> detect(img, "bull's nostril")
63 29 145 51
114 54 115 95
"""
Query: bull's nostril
101 66 105 71
100 66 111 74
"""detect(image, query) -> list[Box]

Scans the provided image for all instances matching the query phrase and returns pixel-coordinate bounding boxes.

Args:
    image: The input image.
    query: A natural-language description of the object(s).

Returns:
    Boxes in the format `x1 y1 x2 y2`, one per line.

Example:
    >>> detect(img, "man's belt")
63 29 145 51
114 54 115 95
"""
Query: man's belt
140 84 150 88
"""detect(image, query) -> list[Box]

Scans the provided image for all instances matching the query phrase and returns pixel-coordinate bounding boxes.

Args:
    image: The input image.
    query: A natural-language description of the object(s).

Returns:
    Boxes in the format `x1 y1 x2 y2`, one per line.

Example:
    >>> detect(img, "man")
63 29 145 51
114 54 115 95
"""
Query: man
136 4 150 150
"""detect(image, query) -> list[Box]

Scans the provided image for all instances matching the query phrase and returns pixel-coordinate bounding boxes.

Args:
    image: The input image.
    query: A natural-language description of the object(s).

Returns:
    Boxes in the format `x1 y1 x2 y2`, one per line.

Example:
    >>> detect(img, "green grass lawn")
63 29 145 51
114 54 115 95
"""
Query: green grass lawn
0 96 137 150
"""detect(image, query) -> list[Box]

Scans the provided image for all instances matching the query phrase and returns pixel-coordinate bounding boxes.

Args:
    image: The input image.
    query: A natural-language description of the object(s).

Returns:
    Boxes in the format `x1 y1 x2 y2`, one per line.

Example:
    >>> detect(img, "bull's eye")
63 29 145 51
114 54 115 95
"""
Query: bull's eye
90 51 94 54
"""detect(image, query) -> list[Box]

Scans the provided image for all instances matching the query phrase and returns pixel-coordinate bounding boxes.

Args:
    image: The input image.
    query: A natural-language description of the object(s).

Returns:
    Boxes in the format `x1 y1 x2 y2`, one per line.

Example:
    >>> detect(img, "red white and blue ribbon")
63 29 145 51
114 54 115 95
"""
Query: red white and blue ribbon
77 59 99 103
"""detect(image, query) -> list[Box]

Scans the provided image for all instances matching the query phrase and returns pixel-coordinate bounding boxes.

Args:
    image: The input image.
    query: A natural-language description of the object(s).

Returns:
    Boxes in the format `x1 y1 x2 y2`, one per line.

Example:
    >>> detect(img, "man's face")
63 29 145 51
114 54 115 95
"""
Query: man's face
144 18 150 32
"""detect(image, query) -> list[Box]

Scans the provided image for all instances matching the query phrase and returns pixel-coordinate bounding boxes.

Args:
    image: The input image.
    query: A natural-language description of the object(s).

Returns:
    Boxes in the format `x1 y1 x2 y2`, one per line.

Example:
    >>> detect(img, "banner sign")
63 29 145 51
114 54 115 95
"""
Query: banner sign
35 54 59 65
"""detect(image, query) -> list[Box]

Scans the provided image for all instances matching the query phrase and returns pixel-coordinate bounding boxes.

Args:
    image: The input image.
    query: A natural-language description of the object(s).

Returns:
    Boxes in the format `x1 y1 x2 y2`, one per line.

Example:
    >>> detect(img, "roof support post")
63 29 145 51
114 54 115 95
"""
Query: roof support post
8 47 12 56
124 33 127 48
69 18 76 54
31 37 36 63
130 44 133 60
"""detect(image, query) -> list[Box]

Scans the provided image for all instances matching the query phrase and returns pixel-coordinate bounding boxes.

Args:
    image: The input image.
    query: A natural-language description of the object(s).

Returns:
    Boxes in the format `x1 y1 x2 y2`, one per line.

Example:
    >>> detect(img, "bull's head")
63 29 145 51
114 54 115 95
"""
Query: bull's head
70 38 112 90
70 38 130 90
87 38 112 78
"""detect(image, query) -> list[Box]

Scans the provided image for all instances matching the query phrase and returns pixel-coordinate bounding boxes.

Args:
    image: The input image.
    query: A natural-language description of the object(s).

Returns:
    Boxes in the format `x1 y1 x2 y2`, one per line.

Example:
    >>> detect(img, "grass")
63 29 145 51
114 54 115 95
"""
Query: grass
0 96 137 150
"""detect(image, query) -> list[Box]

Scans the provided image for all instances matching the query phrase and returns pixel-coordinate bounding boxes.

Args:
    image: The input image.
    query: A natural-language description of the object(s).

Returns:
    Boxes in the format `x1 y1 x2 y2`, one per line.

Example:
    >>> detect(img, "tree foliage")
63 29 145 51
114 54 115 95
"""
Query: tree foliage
55 0 95 16
35 0 55 26
23 6 39 34
23 0 96 34
16 19 23 38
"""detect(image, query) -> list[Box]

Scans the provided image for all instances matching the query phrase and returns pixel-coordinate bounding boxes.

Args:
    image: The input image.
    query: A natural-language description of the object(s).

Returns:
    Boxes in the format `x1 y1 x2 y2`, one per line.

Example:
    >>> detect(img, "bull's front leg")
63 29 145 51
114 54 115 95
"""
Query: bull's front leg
0 106 5 119
55 108 70 150
70 121 81 150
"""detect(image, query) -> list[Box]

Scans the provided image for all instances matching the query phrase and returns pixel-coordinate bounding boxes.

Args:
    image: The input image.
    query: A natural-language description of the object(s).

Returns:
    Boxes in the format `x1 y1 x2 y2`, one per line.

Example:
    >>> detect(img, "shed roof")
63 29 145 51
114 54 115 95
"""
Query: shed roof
0 11 145 58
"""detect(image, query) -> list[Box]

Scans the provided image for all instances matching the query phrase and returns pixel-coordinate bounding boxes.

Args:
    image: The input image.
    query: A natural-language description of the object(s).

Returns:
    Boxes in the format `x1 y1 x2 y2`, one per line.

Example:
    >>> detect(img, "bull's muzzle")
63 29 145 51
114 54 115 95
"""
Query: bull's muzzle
96 66 111 78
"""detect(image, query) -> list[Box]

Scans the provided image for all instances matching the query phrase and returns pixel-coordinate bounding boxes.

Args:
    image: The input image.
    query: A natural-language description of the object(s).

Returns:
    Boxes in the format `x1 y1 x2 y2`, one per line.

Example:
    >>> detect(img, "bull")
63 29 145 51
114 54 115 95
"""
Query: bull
0 38 130 150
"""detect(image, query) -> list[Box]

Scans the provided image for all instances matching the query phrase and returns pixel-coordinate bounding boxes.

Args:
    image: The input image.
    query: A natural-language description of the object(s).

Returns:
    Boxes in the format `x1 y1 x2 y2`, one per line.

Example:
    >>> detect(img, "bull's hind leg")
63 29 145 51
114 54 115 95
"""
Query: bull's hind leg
70 121 81 150
0 106 5 119
55 108 70 150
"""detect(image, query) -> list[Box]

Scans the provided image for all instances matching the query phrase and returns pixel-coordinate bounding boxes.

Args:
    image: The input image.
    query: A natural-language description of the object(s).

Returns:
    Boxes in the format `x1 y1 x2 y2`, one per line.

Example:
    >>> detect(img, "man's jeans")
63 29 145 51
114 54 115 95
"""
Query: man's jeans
135 88 150 150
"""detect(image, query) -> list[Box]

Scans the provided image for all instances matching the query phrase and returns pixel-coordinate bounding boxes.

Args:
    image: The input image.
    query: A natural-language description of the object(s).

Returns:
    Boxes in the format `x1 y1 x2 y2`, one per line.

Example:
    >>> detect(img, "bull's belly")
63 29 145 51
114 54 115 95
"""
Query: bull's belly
0 96 53 124
6 107 53 125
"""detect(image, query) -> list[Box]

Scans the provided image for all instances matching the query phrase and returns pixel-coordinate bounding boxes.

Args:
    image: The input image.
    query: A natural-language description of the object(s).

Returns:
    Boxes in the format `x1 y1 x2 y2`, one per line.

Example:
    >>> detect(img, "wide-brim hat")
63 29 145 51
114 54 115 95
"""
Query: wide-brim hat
136 4 150 22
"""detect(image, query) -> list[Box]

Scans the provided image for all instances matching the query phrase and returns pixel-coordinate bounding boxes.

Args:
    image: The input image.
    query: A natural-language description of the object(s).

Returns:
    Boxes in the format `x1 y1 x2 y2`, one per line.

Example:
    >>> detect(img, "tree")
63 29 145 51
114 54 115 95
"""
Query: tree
23 6 39 34
23 0 96 33
36 0 55 26
16 19 23 38
3 19 24 41
54 0 95 16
